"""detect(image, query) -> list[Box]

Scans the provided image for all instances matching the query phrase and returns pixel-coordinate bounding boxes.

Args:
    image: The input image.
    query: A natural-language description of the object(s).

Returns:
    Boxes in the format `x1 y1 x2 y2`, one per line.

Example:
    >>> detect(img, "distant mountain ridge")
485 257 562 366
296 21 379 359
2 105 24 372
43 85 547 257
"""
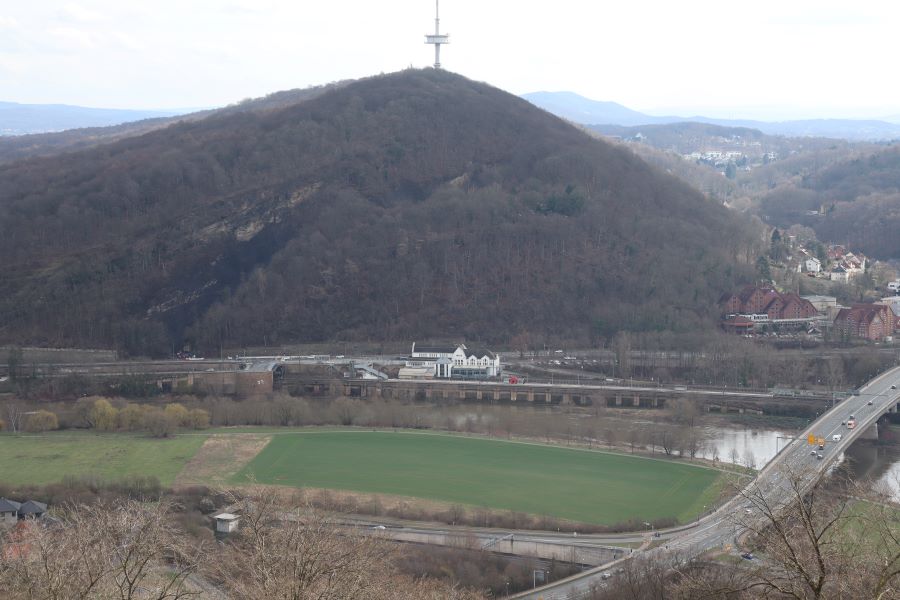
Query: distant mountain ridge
0 100 192 136
0 85 341 165
522 91 900 141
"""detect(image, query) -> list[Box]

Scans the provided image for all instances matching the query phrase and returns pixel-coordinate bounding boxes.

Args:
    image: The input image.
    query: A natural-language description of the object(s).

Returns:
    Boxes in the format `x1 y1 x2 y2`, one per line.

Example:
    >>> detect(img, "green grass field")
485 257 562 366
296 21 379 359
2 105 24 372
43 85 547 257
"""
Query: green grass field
235 431 724 525
0 432 207 487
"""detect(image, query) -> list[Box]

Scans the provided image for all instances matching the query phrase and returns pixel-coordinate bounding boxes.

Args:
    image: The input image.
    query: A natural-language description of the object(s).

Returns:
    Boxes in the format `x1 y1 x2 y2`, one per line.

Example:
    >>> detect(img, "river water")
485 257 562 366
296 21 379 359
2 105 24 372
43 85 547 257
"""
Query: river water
701 424 900 502
840 440 900 500
698 427 790 468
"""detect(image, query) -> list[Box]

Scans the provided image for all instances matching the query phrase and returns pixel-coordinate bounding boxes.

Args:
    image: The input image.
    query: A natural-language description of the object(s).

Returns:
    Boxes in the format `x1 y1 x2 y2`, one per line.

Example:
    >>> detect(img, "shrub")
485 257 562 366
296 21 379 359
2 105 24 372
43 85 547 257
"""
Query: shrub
90 398 119 431
145 409 173 438
187 408 210 430
164 403 190 427
24 410 59 432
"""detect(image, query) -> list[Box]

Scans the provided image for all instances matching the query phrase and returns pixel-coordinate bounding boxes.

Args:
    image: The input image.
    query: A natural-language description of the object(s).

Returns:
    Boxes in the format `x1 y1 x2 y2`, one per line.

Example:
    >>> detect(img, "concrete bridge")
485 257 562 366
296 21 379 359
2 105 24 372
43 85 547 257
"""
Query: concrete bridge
515 366 900 599
282 370 839 416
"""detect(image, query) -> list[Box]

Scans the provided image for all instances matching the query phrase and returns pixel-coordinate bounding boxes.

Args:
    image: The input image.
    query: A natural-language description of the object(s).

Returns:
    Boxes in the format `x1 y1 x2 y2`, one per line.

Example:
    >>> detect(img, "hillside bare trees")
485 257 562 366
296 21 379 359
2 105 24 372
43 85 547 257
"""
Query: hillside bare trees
213 488 479 600
0 500 204 600
0 69 761 355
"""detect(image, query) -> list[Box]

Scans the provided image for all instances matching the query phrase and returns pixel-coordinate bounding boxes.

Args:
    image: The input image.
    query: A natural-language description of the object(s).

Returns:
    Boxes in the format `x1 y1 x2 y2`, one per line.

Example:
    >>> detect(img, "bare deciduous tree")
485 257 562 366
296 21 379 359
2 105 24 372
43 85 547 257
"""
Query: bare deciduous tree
213 488 478 600
0 500 205 600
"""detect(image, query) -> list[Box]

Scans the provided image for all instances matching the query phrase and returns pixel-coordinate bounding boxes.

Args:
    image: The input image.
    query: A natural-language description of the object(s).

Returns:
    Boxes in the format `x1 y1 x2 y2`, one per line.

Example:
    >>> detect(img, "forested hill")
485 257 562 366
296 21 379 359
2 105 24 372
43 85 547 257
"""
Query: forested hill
0 69 761 356
759 146 900 258
0 84 339 166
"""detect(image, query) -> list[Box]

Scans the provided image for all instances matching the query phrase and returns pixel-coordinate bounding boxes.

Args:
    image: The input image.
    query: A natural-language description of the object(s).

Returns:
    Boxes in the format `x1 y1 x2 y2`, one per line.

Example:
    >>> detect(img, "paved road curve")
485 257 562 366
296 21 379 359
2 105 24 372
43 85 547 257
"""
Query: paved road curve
514 366 900 599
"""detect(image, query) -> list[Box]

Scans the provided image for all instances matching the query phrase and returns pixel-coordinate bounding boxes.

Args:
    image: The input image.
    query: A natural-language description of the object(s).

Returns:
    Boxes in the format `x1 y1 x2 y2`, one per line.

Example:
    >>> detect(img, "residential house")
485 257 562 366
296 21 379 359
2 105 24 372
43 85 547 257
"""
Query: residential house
0 498 47 527
804 256 821 273
0 498 20 526
833 304 895 341
830 266 849 283
827 245 847 261
18 501 46 520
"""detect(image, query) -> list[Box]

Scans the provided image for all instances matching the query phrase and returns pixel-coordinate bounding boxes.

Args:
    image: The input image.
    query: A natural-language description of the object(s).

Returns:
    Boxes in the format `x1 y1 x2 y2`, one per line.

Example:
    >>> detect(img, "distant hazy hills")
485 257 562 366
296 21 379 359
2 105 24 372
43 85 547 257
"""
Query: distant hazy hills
0 86 339 165
522 91 900 141
0 101 194 135
0 70 760 355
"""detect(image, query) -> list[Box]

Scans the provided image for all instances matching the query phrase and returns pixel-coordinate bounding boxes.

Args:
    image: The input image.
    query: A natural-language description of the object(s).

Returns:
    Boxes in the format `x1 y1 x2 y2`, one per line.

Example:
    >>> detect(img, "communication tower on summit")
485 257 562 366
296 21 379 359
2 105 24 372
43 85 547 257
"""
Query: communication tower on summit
424 0 449 68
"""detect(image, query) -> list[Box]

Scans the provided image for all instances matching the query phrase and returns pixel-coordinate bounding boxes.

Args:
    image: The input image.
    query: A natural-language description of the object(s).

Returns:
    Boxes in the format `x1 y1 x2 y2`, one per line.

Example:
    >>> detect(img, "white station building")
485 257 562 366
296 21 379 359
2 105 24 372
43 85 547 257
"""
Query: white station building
400 343 501 380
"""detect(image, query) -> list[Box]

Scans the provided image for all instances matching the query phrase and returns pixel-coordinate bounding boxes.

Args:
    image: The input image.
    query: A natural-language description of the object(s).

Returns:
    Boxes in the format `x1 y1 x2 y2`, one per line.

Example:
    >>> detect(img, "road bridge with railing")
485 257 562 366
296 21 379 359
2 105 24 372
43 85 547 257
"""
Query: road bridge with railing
513 366 900 599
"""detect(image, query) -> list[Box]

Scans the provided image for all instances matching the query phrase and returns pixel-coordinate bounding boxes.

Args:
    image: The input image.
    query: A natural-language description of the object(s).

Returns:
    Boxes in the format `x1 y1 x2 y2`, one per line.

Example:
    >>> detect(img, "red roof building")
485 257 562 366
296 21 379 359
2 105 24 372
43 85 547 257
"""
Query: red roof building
719 286 818 320
833 304 894 341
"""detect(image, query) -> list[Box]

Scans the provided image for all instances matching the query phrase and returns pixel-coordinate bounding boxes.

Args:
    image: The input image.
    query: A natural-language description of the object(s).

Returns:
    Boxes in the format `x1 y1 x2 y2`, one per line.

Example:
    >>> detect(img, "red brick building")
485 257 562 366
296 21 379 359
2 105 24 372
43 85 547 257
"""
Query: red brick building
719 286 818 320
833 304 895 341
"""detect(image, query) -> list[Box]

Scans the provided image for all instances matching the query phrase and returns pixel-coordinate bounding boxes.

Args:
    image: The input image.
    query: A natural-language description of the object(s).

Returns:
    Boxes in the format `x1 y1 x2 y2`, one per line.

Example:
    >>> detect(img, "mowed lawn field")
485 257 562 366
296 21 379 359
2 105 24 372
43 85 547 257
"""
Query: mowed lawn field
235 431 725 525
0 433 206 487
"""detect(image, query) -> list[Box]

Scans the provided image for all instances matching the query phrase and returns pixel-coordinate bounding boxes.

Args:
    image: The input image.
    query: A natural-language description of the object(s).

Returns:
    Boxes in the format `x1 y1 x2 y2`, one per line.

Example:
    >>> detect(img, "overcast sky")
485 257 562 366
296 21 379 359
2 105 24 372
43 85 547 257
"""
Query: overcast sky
1 0 898 120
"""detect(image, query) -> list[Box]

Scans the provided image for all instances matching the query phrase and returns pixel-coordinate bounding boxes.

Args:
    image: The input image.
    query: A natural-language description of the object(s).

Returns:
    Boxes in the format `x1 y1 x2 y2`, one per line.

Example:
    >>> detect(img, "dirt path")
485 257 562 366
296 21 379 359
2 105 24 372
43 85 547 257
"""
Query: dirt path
174 433 272 487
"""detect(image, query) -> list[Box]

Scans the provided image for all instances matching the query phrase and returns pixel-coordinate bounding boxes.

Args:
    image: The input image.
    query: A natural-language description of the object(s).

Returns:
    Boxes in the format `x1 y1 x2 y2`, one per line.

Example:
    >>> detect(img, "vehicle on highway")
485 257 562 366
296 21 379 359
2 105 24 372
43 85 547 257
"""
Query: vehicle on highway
832 434 842 442
810 450 817 456
600 572 611 580
816 453 823 460
868 400 874 405
892 384 897 390
371 525 386 530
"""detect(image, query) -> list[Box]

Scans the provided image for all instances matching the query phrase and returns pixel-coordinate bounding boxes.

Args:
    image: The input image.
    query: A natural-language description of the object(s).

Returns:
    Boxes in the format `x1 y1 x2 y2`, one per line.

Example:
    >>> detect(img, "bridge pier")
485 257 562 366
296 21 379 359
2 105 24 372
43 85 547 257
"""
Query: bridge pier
859 423 879 440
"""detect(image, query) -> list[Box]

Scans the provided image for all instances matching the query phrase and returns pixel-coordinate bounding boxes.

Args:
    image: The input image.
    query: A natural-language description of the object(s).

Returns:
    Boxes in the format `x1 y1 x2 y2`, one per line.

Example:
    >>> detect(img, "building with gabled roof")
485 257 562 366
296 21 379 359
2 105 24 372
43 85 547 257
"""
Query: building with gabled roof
0 498 21 526
0 498 48 527
833 304 894 341
719 286 818 320
18 500 46 520
408 343 500 379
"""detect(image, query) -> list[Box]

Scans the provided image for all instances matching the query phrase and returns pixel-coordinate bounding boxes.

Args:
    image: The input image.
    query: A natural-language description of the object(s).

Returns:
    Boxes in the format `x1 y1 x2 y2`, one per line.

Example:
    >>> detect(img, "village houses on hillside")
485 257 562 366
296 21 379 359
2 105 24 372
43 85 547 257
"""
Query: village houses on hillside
796 243 867 282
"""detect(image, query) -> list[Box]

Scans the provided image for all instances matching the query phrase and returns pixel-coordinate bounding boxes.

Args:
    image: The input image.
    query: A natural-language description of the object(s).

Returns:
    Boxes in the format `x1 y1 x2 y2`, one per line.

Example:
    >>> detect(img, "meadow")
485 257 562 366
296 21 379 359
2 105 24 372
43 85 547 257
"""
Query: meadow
0 432 206 487
235 430 725 525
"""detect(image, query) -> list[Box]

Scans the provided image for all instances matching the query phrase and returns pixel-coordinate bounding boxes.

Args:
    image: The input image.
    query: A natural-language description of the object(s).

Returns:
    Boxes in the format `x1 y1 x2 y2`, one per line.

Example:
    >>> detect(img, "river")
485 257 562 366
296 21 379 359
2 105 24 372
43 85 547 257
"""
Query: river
700 424 900 502
698 426 791 469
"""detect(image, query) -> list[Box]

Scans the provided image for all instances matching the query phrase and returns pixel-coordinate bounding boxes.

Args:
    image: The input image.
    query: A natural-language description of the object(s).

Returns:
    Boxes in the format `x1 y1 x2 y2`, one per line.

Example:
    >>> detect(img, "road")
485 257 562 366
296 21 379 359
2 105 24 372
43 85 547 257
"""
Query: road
514 366 900 599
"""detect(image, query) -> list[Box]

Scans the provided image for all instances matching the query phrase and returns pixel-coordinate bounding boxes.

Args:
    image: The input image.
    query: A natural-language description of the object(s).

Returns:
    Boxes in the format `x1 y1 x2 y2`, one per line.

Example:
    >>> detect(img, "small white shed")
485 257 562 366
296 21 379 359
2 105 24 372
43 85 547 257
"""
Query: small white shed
213 512 240 533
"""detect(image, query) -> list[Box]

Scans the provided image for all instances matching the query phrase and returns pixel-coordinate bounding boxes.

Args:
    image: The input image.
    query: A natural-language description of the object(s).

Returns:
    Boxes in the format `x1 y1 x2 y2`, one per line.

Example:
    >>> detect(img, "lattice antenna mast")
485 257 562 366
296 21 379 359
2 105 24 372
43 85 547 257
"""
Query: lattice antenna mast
425 0 449 68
